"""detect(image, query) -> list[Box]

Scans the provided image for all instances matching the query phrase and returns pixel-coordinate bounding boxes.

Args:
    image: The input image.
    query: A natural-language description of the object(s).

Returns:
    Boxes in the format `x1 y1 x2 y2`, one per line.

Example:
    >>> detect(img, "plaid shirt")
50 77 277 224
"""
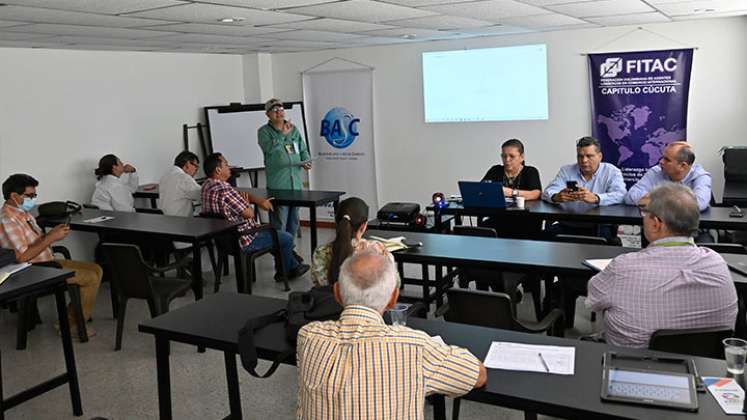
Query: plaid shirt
297 305 481 420
586 236 738 348
200 178 257 249
0 203 54 263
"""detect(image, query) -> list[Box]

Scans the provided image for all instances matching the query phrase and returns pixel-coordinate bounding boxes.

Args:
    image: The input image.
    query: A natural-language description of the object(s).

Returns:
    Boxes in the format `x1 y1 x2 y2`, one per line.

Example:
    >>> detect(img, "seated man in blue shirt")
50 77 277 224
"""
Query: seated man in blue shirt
542 136 627 243
625 141 712 211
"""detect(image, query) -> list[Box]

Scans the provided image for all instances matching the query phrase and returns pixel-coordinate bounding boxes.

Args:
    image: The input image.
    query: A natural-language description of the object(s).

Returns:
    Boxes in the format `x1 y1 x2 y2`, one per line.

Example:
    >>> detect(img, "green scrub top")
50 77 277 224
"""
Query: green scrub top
257 122 310 190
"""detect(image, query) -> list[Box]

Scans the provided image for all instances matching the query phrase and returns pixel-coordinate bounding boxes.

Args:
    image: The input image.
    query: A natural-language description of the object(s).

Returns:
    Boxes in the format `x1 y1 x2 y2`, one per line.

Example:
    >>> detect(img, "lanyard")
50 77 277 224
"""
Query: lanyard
651 239 696 247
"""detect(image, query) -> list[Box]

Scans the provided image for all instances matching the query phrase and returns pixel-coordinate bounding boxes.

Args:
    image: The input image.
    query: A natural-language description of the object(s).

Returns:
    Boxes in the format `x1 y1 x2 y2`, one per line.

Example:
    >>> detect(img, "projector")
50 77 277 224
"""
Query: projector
377 202 421 226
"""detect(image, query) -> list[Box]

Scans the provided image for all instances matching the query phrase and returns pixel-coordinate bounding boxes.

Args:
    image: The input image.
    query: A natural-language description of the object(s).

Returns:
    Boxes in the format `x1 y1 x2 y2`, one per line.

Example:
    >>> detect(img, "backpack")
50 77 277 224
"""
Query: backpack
237 286 342 378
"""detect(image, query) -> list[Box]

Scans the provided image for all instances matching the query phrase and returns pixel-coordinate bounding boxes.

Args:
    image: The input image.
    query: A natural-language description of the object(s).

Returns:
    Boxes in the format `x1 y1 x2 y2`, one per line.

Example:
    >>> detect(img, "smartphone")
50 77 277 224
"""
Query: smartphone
566 180 579 192
403 239 423 248
730 205 744 218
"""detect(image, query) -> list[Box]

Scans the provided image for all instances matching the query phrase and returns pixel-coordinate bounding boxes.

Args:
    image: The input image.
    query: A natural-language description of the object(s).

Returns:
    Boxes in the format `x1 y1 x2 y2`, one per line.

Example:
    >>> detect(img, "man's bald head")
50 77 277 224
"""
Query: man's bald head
337 248 398 313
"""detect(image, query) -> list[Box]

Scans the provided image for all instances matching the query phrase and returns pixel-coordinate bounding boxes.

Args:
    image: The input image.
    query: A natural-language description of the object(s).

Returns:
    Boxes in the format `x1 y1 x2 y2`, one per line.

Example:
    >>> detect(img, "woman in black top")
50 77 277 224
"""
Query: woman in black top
481 138 542 200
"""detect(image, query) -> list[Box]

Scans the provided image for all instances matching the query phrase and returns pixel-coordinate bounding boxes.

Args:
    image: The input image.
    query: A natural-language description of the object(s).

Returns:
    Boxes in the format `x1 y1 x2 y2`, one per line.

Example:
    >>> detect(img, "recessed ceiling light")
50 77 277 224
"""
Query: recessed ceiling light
218 17 245 23
693 8 715 13
402 34 417 40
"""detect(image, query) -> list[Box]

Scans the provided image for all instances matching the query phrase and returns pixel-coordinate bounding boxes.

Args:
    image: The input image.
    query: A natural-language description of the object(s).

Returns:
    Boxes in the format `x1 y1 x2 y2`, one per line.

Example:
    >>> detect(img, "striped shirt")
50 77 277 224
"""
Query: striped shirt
0 203 54 263
296 305 481 420
200 178 256 249
586 236 738 348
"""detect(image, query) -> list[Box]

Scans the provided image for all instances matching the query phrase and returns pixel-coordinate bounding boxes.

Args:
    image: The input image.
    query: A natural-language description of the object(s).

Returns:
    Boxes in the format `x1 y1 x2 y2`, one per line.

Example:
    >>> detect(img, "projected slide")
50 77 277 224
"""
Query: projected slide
422 44 549 123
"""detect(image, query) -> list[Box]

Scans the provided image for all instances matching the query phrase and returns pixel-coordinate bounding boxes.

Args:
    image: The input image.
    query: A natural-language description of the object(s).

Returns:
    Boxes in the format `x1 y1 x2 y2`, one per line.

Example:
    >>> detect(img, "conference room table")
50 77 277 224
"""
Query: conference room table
0 266 81 420
139 292 739 420
430 200 747 232
37 208 239 300
134 184 345 255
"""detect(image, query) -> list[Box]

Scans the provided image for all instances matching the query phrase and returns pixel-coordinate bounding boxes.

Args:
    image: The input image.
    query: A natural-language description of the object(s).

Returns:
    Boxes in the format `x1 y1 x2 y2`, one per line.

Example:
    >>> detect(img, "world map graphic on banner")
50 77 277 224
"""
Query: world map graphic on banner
589 49 693 187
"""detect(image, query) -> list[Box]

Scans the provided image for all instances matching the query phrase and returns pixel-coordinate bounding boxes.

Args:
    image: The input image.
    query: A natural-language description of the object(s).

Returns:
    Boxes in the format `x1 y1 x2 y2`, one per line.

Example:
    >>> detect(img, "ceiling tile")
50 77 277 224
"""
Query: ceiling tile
519 0 596 5
266 17 396 32
191 0 336 9
257 38 342 48
255 29 366 41
655 0 747 15
501 13 588 27
285 0 438 23
357 26 459 38
155 32 269 44
0 5 175 27
347 35 417 44
0 20 28 28
1 0 187 15
377 0 477 6
586 11 672 25
3 24 179 38
455 24 535 35
51 35 177 46
546 0 655 18
0 39 72 48
140 22 291 35
384 14 495 29
422 0 548 21
124 3 314 25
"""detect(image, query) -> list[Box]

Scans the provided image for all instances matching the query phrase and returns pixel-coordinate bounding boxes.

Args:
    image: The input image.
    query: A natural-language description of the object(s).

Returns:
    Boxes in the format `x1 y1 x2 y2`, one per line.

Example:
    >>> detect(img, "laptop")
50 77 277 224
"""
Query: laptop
458 181 507 209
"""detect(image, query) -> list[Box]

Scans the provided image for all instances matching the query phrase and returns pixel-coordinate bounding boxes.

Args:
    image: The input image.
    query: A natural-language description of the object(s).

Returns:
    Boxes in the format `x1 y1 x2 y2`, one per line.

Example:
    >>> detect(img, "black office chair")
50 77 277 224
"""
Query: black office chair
649 326 733 359
553 234 607 328
452 226 543 321
101 243 192 351
435 288 564 420
16 245 88 349
198 213 288 292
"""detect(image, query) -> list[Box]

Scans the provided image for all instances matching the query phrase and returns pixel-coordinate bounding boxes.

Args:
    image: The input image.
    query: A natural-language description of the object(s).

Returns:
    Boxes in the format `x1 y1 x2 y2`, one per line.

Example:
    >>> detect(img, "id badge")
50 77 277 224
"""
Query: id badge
284 143 296 154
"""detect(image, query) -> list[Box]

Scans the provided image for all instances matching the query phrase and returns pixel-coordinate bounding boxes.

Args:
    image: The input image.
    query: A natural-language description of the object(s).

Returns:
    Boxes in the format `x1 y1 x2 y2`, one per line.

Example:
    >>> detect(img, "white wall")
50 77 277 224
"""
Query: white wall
0 48 247 257
262 16 747 208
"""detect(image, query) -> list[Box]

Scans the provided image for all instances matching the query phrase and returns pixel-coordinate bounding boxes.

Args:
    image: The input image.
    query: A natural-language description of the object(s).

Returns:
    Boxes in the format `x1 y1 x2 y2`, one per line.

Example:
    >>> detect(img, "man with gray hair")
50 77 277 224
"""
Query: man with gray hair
625 141 712 211
296 248 486 419
586 182 737 348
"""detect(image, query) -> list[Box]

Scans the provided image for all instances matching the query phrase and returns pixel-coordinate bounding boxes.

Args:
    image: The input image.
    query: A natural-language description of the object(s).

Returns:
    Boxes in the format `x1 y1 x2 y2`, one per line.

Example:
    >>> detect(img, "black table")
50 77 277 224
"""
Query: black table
140 293 736 420
0 266 80 420
134 184 344 255
38 208 239 300
432 200 747 231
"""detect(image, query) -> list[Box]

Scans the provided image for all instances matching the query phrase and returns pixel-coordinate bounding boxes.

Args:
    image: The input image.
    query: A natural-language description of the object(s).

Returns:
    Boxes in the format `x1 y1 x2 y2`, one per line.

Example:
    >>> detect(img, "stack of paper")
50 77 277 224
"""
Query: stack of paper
369 236 408 252
484 342 576 375
0 262 31 286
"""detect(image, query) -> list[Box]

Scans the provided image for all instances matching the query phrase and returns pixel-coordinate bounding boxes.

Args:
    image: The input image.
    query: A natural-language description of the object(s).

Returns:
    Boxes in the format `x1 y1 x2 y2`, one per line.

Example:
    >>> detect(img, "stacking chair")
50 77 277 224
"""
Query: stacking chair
198 213 288 293
452 226 543 321
553 234 608 328
101 243 192 351
649 326 733 359
435 288 564 420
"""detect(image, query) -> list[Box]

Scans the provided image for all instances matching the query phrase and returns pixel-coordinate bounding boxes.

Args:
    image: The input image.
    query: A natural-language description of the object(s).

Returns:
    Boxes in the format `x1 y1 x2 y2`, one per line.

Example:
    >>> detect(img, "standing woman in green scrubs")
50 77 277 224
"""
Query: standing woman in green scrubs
258 98 312 259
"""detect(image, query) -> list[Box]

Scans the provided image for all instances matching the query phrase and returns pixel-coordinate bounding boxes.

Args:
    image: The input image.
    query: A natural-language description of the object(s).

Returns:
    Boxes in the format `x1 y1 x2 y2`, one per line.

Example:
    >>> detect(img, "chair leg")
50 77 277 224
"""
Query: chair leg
452 397 461 420
16 297 29 350
526 277 543 322
213 256 224 293
146 299 159 318
115 298 128 351
67 285 88 343
222 254 229 275
205 242 218 279
109 277 119 319
274 250 290 292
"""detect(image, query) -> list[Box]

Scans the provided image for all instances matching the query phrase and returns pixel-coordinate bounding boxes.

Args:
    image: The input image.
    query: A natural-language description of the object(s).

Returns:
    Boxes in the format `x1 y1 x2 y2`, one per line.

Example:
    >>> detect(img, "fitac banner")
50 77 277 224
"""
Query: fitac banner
588 49 693 187
303 68 377 220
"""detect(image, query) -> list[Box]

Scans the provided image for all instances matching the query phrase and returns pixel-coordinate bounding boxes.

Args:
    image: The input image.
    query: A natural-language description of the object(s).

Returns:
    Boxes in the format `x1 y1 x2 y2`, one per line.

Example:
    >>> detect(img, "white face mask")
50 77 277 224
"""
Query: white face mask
19 196 36 212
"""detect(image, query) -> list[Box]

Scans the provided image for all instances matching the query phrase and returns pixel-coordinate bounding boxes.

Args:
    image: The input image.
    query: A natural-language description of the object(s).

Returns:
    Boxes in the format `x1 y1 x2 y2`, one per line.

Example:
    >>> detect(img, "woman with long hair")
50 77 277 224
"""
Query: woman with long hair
90 154 139 212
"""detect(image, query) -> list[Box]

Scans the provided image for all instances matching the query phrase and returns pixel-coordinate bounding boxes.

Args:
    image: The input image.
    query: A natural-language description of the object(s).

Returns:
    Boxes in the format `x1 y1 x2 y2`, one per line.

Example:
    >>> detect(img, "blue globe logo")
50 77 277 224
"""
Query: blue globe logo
320 107 360 149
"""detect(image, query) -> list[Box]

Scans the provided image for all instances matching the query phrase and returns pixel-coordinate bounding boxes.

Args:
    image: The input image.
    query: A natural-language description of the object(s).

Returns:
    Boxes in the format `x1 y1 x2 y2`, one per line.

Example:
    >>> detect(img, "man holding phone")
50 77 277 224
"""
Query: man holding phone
258 98 311 261
542 136 627 242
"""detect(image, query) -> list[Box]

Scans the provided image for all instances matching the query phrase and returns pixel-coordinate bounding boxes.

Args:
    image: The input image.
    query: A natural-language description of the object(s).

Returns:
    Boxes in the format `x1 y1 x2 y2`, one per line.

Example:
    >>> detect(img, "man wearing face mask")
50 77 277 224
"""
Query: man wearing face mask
0 174 102 338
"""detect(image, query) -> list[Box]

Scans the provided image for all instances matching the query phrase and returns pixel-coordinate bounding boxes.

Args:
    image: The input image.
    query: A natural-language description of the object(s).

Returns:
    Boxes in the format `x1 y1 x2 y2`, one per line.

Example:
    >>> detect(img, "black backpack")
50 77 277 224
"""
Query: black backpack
238 286 343 378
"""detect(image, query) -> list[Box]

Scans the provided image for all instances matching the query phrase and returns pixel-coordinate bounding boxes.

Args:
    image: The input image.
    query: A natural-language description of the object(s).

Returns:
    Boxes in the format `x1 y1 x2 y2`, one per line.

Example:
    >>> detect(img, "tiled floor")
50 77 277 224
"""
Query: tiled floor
0 227 601 419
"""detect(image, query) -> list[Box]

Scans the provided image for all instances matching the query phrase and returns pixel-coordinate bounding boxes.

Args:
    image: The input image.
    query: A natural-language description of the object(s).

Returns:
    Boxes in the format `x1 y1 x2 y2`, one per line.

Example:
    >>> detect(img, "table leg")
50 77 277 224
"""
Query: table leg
224 352 243 419
422 265 430 312
431 395 446 420
191 241 203 300
156 336 172 420
150 197 158 208
435 265 444 308
55 286 82 417
1 344 5 420
309 205 318 255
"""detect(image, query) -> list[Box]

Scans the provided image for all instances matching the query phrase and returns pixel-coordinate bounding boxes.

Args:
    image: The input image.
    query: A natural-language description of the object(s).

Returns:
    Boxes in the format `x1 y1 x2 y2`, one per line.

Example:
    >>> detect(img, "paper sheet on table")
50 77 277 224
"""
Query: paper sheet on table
431 336 446 346
0 262 31 286
84 216 115 223
484 342 575 375
369 235 408 252
583 258 612 272
704 377 746 415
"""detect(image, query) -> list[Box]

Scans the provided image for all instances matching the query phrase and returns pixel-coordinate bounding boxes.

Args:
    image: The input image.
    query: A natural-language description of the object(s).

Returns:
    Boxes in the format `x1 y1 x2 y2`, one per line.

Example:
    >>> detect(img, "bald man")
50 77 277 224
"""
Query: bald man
625 141 712 211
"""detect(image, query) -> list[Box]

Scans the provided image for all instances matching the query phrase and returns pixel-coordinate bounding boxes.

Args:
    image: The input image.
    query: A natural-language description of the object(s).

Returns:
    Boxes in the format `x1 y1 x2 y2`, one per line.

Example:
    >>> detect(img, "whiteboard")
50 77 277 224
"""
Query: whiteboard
204 102 308 170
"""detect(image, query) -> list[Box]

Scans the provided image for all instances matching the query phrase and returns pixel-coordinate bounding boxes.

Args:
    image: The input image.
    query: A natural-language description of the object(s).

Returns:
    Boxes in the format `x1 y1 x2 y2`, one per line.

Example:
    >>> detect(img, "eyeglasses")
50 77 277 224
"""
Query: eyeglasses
269 106 284 113
22 193 37 199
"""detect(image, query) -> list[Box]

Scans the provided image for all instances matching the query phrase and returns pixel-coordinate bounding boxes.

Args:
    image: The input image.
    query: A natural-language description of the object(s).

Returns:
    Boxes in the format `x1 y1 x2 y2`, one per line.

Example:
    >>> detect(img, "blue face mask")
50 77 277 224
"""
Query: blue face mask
19 197 36 212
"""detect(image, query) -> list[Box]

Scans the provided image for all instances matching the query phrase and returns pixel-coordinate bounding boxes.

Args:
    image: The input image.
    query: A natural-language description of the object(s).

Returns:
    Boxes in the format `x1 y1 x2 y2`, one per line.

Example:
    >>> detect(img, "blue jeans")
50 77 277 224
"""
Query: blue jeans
270 205 300 240
243 229 299 274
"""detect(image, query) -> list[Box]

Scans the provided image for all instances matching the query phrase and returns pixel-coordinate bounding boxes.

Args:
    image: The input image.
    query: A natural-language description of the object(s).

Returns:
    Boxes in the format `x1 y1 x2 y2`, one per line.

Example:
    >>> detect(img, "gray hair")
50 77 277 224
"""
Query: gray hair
646 182 700 236
576 136 601 153
338 248 398 312
668 141 695 165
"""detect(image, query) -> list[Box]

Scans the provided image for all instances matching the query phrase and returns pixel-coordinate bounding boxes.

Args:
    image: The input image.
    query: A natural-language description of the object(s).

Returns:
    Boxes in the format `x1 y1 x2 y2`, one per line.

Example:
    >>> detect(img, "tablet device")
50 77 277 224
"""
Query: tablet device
601 352 698 412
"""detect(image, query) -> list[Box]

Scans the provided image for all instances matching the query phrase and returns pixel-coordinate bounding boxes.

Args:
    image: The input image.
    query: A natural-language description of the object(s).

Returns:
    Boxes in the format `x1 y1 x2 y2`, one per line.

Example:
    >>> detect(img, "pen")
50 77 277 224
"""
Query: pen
538 353 550 373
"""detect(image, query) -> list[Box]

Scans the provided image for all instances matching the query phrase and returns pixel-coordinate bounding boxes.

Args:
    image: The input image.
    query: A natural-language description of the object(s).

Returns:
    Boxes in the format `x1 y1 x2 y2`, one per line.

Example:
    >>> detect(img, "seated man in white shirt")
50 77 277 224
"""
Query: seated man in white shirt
159 151 201 217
